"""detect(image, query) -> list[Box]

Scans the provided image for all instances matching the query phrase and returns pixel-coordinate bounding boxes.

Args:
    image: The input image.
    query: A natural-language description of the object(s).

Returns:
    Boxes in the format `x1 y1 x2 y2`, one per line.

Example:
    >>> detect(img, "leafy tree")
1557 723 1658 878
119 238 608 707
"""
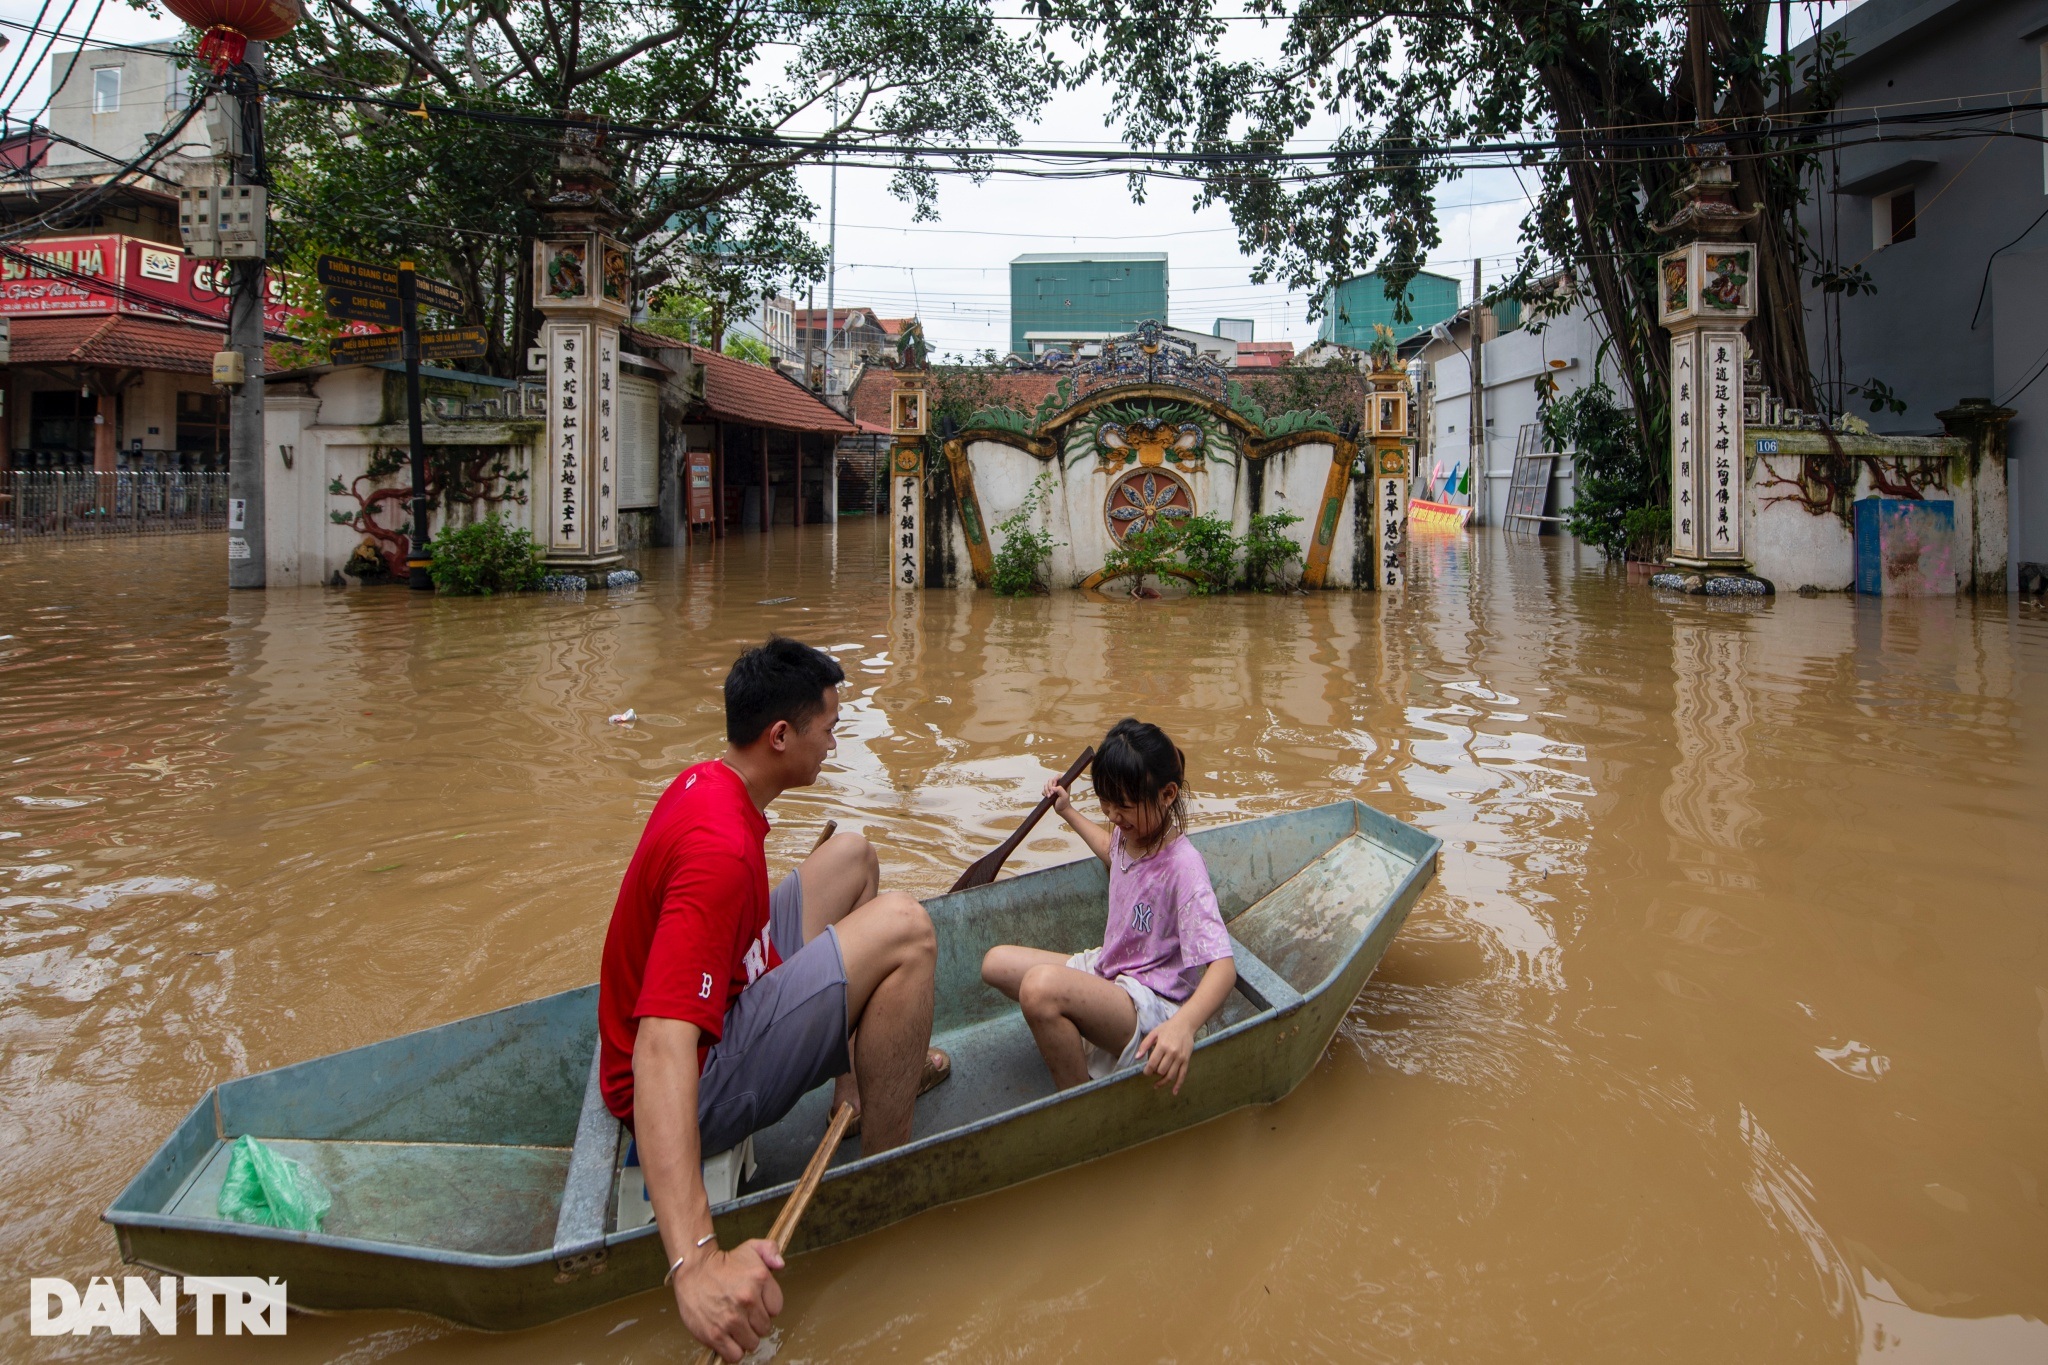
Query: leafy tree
1035 0 1854 458
264 0 1052 374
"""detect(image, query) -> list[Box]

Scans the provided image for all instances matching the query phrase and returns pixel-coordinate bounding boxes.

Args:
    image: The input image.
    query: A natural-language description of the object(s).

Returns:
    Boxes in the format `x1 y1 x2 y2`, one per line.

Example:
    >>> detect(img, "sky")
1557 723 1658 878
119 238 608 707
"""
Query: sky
0 1 1852 359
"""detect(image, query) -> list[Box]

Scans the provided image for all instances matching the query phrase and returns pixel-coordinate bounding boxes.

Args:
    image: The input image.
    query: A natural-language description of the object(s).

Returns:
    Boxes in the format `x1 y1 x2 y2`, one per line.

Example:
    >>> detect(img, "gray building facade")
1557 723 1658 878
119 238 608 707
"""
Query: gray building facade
1798 0 2048 582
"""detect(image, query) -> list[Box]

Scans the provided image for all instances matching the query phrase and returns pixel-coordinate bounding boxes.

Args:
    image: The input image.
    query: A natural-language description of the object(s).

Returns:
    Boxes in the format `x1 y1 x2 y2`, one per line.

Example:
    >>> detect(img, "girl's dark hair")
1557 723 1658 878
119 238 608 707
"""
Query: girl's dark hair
1090 718 1188 845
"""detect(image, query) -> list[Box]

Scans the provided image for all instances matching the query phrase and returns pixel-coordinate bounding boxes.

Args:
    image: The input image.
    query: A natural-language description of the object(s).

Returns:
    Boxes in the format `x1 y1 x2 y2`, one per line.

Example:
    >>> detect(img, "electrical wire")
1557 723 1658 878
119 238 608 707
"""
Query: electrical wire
0 78 212 241
21 0 107 127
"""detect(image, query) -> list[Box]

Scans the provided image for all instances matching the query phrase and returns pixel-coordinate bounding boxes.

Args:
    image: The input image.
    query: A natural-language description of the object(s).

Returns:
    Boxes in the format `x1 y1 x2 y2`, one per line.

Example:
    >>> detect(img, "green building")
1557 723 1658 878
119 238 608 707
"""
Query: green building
1317 269 1462 349
1010 252 1169 357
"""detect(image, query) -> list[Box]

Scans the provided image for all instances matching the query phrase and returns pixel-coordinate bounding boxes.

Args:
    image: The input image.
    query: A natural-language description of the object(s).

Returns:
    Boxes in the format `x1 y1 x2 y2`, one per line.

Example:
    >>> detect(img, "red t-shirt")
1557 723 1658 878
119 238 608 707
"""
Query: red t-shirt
598 760 782 1126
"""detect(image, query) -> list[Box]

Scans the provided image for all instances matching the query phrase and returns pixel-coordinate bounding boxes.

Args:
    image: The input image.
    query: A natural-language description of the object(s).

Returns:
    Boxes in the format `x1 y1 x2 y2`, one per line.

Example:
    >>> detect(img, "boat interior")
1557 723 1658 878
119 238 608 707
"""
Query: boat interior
113 802 1427 1263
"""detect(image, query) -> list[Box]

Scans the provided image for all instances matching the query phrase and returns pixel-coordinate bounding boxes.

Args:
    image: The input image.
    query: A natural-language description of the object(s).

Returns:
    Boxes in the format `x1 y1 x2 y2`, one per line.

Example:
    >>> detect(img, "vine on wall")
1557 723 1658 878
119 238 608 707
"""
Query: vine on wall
329 446 531 578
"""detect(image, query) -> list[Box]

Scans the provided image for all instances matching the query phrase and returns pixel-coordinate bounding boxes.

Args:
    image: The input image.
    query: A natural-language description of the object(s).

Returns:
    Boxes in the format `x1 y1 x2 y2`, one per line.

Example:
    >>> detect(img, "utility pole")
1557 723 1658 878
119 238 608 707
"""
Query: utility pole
1468 257 1485 527
823 84 839 399
226 43 266 588
399 262 431 589
823 154 838 398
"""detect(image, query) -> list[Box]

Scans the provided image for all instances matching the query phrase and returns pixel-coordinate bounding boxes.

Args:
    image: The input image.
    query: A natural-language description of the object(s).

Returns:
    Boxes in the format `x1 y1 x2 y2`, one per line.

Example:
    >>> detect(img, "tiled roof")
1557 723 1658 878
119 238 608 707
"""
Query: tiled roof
690 344 855 434
9 314 225 375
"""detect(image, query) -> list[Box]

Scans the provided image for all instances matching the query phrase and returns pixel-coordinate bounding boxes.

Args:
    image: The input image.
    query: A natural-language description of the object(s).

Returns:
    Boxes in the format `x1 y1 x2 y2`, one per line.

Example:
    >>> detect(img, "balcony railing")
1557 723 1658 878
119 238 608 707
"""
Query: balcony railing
0 470 231 541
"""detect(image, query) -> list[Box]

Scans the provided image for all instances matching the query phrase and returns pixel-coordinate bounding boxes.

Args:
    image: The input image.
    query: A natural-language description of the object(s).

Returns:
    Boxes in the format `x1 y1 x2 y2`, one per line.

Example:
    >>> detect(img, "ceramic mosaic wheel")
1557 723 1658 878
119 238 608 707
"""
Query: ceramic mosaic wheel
1104 468 1194 541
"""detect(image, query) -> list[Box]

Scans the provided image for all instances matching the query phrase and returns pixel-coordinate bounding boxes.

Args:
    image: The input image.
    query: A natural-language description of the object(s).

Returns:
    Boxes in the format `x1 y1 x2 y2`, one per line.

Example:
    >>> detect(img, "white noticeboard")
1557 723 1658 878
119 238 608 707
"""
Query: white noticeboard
616 375 660 510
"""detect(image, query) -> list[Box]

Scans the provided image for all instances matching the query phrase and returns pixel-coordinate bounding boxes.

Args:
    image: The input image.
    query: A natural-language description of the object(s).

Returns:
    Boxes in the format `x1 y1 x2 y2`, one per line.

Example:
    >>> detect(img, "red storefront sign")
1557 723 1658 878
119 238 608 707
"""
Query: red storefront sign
0 235 370 334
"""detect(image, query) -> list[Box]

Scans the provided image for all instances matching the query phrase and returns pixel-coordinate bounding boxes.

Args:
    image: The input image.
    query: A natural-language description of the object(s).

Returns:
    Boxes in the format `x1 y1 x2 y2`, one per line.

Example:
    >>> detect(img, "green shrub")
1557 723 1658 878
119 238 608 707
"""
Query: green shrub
1241 510 1304 591
429 514 547 595
1542 380 1666 562
1101 521 1184 594
1174 514 1240 593
991 472 1061 596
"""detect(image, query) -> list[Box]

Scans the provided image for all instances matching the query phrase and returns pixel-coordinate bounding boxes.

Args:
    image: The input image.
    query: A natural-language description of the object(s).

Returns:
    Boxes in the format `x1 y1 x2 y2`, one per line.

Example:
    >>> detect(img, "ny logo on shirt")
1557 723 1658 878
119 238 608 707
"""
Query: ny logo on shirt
1131 901 1154 933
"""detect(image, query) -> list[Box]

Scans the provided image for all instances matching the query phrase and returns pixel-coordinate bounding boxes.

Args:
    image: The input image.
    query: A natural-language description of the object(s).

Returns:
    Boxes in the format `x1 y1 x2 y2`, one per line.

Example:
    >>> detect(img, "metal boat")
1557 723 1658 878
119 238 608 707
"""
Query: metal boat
105 799 1438 1329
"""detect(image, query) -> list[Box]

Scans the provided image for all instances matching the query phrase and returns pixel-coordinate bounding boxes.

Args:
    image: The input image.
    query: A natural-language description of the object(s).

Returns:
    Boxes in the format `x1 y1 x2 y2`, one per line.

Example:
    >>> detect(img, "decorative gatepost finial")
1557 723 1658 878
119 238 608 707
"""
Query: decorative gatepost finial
1657 157 1758 571
533 113 632 581
1366 324 1412 590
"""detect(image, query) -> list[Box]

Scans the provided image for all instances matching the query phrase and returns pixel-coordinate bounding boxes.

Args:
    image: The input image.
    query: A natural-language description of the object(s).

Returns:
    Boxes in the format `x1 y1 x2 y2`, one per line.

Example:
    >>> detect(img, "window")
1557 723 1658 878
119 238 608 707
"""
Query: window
92 67 120 113
1873 186 1917 249
29 390 94 457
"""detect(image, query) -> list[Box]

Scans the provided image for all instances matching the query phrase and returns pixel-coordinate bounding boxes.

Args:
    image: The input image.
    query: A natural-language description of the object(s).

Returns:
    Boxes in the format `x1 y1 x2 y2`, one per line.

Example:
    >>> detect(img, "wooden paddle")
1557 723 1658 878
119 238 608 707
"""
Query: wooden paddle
810 819 837 853
689 1101 857 1365
949 746 1094 892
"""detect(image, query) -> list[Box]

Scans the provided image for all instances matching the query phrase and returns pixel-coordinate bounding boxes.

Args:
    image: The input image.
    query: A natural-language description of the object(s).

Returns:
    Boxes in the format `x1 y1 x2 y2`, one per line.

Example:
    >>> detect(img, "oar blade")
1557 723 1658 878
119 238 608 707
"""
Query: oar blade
949 850 1006 893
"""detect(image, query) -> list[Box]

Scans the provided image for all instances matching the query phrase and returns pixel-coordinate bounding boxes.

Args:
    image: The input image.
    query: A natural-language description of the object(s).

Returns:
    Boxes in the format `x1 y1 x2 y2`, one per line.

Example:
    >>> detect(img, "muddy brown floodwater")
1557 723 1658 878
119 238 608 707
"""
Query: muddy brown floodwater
3 517 2046 1363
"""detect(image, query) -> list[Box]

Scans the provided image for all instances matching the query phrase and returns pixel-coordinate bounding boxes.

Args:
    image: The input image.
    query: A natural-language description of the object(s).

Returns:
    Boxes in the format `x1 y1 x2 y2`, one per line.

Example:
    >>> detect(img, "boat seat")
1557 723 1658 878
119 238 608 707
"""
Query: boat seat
1227 936 1302 1014
553 1042 765 1275
552 1046 622 1278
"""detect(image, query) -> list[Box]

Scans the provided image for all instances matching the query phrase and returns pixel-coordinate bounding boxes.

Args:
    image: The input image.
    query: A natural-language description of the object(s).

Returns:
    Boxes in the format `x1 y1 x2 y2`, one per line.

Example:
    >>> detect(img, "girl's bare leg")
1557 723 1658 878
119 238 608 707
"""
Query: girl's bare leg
1016 964 1138 1090
981 944 1071 1000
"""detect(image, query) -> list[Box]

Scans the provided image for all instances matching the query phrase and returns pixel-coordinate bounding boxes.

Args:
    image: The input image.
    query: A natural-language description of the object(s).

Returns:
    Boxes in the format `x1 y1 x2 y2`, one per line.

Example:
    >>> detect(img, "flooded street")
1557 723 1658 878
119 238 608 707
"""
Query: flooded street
4 516 2045 1363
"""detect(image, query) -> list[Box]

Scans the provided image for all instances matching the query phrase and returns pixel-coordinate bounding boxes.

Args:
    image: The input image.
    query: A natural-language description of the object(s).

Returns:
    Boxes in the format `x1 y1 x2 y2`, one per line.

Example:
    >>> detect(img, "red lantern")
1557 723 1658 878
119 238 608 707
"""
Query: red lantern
161 0 303 71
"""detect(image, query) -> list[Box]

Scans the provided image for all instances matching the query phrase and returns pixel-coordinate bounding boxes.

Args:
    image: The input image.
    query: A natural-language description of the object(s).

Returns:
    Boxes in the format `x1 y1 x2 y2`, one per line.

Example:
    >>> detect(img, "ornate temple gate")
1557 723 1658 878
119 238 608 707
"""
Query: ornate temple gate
915 323 1405 592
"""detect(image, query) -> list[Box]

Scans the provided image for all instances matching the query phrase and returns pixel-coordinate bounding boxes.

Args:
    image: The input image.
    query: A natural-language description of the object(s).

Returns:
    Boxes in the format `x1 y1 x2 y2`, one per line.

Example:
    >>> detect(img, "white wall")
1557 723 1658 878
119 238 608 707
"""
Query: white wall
958 428 1360 588
1746 428 2004 593
263 369 545 587
1430 299 1621 526
44 43 199 169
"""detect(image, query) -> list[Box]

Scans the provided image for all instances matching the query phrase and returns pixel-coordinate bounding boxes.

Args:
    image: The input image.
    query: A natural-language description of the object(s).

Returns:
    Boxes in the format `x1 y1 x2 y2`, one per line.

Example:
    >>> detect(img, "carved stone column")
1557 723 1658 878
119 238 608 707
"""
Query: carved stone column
1367 362 1412 589
533 121 632 577
1658 160 1757 571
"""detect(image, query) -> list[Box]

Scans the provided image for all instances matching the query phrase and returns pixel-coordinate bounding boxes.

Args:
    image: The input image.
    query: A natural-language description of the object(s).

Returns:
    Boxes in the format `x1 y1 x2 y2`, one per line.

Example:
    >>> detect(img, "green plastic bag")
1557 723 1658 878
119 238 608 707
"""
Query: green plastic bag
217 1134 332 1232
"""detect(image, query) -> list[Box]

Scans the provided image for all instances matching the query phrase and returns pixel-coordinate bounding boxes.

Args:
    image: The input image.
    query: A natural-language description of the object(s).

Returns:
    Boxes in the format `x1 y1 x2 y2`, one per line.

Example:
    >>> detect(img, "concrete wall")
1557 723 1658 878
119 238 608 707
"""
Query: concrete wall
262 368 545 588
1744 426 2005 593
43 43 196 169
955 429 1358 589
1795 0 2046 581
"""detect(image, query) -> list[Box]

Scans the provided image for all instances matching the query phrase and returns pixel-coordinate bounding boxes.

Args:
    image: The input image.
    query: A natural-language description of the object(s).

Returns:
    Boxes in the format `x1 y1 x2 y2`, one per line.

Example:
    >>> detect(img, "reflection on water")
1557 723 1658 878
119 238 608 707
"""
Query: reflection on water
2 520 2045 1362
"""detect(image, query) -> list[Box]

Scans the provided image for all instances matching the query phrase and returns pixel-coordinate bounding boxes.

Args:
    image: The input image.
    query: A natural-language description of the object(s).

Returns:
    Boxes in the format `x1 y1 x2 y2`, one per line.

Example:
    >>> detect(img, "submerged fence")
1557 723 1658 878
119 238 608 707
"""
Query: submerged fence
0 471 231 541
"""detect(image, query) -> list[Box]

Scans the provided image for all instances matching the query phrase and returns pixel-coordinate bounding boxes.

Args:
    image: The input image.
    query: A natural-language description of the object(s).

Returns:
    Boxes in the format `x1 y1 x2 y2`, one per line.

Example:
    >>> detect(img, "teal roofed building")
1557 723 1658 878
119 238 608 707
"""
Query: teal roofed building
1318 269 1462 349
1010 253 1168 357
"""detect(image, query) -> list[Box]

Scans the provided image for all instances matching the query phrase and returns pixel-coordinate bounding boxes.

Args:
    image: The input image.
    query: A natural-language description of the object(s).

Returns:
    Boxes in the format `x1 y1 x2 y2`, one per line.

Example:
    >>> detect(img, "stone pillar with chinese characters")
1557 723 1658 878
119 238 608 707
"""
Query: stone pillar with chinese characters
1367 362 1412 590
532 120 634 577
890 440 923 589
1657 159 1757 570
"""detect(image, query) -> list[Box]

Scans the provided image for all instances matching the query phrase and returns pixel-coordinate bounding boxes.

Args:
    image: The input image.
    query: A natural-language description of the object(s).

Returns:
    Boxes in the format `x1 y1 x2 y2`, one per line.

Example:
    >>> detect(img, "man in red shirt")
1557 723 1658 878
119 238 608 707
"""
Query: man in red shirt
599 637 943 1361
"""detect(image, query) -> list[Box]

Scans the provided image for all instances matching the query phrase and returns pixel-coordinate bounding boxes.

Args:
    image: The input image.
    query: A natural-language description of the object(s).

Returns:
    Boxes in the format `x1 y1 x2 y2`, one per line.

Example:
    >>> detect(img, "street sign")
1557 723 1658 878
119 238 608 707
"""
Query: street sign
324 287 401 327
419 326 488 361
317 254 461 312
317 254 400 295
332 331 404 365
414 277 463 313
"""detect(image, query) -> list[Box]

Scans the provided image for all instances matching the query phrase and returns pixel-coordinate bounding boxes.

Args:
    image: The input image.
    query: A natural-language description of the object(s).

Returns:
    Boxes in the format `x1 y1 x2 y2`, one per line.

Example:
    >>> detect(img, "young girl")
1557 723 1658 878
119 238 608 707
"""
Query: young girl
982 719 1236 1094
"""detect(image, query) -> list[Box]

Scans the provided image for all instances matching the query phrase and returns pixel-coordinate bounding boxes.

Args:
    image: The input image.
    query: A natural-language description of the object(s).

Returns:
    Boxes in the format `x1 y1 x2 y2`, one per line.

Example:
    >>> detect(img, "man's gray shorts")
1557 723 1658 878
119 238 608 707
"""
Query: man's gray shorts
696 870 850 1154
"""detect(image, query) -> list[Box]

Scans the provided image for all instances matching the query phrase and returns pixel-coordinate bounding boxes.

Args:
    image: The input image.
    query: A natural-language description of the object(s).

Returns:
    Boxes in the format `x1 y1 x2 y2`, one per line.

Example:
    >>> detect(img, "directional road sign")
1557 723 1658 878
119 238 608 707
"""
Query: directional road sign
332 331 404 364
317 253 462 313
414 277 463 313
317 255 400 295
324 287 401 328
420 326 488 361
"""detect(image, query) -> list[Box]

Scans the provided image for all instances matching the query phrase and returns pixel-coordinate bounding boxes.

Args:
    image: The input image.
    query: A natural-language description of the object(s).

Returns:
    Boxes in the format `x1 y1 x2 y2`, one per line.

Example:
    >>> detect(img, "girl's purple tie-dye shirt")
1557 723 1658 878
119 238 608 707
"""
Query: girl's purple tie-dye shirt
1094 828 1233 1003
